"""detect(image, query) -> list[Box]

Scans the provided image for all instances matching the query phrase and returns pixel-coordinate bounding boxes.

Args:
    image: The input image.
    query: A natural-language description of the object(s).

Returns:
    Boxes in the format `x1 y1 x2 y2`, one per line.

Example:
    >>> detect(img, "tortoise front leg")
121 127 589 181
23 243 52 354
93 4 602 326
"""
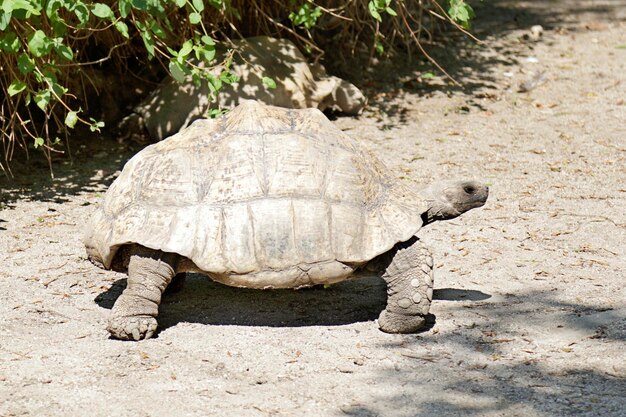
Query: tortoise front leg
108 246 178 340
376 237 434 333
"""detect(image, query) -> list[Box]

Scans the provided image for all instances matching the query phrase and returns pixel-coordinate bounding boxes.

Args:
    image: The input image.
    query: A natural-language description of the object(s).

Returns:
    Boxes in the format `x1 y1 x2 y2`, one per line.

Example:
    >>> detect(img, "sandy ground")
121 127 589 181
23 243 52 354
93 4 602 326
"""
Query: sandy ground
1 1 625 416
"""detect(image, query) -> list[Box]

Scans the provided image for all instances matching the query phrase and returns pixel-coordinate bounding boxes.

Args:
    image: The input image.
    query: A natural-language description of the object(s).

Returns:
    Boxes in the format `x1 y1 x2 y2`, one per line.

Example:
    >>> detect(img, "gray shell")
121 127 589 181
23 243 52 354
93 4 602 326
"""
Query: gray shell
85 101 427 278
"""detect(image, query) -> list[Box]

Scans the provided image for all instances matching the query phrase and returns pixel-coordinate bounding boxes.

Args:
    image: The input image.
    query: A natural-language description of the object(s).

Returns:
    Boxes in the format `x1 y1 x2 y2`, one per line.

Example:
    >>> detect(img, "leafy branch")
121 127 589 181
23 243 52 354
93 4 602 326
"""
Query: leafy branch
0 0 238 175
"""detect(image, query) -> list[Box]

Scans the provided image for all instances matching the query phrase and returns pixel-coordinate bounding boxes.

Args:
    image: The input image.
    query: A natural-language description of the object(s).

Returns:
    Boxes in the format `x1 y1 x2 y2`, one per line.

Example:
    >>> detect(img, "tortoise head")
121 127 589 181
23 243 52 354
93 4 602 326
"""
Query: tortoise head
419 180 489 225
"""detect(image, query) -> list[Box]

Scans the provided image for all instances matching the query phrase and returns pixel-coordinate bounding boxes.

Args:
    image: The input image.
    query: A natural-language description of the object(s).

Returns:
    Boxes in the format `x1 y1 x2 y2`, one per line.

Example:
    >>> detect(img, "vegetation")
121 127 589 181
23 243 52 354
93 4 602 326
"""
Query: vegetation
0 0 477 175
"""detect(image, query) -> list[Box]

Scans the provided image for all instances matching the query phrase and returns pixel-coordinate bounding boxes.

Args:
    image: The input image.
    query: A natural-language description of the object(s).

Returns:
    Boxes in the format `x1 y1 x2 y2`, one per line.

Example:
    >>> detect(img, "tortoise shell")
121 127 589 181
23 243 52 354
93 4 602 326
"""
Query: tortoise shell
84 101 427 286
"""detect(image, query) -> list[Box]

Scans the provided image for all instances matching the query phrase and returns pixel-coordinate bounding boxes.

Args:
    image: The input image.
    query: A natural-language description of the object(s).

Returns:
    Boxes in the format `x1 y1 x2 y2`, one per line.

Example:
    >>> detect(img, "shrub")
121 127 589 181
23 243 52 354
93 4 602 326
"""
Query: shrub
0 0 476 175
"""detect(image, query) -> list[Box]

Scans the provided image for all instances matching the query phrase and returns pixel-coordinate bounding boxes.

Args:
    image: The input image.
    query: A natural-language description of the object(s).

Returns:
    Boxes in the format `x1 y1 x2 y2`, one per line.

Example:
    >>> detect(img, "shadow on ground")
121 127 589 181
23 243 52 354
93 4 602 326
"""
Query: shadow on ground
339 362 625 417
340 287 626 417
95 274 444 331
93 273 625 416
0 137 140 206
333 0 626 123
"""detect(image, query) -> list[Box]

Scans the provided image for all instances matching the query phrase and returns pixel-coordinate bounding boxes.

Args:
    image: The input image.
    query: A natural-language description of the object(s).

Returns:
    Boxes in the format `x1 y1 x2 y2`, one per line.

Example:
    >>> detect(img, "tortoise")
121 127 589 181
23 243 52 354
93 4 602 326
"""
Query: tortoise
119 36 366 142
85 100 488 340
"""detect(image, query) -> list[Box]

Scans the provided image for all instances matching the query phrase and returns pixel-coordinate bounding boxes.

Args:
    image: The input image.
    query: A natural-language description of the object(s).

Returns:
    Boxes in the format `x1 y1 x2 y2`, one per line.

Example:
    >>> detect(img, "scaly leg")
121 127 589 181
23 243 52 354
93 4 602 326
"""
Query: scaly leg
108 246 178 340
376 237 434 333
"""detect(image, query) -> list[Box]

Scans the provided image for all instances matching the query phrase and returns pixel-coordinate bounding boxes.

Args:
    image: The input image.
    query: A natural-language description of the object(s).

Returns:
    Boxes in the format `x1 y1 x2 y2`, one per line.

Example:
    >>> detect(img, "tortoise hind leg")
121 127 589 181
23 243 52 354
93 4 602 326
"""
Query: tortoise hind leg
108 246 178 340
375 236 434 333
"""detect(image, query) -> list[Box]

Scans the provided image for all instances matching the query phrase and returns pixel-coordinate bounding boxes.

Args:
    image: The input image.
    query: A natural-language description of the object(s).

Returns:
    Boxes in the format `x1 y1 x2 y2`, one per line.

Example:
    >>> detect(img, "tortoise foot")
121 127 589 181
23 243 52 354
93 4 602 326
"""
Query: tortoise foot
108 315 158 341
378 310 426 334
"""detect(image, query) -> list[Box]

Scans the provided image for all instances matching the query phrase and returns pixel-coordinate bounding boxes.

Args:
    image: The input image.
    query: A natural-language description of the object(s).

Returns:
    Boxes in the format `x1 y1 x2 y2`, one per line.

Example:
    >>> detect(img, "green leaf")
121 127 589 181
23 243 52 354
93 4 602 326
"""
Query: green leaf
55 44 73 61
168 60 188 83
206 75 222 93
374 39 384 55
50 82 68 97
262 76 276 89
207 108 226 118
189 12 201 24
119 0 131 17
92 3 113 19
220 71 239 84
385 7 397 16
8 80 27 96
422 71 435 79
198 43 215 62
28 30 53 57
150 21 167 39
34 89 52 110
288 4 321 29
115 21 129 38
89 118 105 132
166 45 178 56
132 0 149 11
72 2 90 25
50 16 68 37
201 35 215 45
374 41 385 55
3 0 40 15
17 53 35 74
175 0 186 7
140 30 155 57
368 2 381 22
190 72 201 87
45 0 64 18
42 67 59 83
179 40 193 57
0 11 10 31
448 0 475 28
192 0 205 12
0 32 20 53
65 111 78 128
34 137 45 148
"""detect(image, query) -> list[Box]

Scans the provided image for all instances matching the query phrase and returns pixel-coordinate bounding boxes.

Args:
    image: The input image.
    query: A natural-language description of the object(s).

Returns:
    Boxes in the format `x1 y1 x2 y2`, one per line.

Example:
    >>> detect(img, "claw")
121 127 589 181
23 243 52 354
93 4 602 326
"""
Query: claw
108 316 158 341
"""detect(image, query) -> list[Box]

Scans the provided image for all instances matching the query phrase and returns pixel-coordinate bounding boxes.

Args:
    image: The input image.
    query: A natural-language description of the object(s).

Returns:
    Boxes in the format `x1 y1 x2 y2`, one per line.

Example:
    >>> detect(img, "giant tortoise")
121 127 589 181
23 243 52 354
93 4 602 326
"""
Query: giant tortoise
85 100 488 340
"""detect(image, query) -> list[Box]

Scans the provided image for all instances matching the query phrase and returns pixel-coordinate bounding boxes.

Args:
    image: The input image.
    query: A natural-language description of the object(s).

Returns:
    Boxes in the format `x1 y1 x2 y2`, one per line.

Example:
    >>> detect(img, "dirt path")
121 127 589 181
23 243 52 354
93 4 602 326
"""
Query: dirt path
1 1 625 416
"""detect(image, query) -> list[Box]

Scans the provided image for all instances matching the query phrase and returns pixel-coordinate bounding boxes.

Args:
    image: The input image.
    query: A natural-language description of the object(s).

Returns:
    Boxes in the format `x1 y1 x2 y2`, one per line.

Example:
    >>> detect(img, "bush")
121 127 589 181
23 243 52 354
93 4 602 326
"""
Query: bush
0 0 476 175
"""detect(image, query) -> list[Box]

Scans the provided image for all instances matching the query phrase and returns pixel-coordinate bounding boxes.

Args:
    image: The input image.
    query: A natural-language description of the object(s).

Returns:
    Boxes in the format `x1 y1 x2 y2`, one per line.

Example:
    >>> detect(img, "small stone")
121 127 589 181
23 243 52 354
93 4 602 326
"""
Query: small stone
412 293 422 303
424 273 433 285
410 278 421 287
427 287 433 301
530 25 543 40
421 264 431 274
397 298 412 309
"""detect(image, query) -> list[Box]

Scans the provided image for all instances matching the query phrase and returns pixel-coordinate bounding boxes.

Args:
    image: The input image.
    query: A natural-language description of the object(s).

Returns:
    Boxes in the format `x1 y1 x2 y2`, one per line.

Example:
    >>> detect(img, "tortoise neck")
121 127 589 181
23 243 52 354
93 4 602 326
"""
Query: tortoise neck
420 201 460 226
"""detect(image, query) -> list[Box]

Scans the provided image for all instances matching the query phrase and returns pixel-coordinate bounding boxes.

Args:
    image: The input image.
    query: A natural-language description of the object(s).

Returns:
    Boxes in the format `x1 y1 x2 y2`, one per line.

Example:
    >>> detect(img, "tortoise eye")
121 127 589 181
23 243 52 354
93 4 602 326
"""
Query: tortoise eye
463 185 475 194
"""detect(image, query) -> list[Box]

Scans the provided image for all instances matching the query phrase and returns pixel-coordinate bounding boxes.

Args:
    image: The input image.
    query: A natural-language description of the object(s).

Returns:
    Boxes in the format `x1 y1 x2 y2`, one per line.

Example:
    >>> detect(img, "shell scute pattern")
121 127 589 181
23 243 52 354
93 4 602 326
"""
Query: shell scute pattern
85 101 426 274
